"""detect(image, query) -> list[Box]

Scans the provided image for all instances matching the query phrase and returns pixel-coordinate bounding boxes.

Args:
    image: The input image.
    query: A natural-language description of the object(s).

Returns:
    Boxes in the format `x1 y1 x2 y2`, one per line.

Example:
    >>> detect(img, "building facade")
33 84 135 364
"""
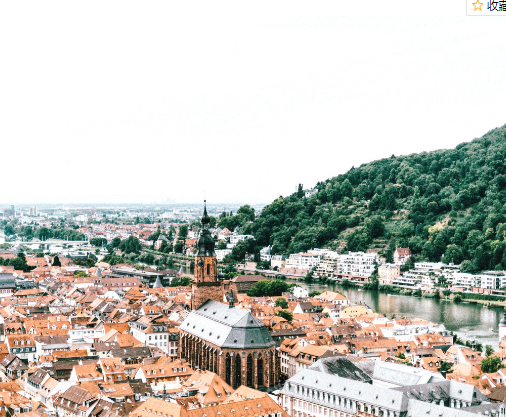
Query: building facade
179 300 279 390
191 202 224 310
180 203 280 390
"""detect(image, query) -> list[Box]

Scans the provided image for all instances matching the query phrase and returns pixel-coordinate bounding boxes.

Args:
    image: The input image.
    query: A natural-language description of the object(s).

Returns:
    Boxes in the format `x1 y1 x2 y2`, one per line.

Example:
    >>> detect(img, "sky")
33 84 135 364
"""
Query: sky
1 1 506 205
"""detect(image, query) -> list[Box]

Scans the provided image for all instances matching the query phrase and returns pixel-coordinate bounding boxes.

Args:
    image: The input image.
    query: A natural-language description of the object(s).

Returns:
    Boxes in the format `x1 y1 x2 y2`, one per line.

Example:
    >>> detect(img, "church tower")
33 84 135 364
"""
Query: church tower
191 201 223 310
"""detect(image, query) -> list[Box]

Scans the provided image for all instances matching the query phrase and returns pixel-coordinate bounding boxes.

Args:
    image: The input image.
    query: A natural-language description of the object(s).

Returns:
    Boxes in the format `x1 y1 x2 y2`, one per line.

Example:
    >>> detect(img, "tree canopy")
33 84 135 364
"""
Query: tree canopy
247 279 294 297
240 125 506 270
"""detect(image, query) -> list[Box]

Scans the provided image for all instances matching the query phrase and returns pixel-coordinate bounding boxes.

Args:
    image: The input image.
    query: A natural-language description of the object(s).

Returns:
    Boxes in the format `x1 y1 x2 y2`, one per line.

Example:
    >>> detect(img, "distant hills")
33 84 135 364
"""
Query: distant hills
238 125 506 273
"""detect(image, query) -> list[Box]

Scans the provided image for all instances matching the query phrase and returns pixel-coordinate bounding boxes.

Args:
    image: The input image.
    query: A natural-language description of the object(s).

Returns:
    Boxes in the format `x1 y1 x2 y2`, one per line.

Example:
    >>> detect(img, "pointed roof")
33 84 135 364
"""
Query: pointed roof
197 201 215 257
201 200 210 226
153 276 163 289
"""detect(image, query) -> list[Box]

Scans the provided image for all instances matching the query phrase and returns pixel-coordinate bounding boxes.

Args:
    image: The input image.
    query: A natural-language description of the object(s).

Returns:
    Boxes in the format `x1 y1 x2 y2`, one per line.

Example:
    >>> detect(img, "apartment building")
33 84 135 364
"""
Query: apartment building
336 252 379 278
378 264 400 285
260 246 272 262
285 253 321 271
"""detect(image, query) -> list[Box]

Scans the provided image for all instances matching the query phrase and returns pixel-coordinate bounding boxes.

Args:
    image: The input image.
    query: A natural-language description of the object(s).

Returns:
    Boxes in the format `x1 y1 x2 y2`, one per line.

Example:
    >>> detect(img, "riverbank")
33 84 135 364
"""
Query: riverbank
283 278 503 350
298 277 506 309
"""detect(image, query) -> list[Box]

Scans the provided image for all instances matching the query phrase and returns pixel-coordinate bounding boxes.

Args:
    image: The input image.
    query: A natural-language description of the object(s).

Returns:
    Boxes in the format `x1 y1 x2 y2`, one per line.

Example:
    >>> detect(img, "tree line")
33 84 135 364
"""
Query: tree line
230 125 506 272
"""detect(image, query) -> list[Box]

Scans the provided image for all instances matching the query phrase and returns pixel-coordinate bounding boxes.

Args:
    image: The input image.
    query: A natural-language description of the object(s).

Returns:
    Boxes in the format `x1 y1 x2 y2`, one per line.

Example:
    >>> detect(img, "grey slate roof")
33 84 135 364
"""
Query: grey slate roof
355 360 445 387
393 380 486 404
309 356 372 383
110 347 152 359
0 273 16 289
405 399 498 417
180 300 275 349
280 368 409 413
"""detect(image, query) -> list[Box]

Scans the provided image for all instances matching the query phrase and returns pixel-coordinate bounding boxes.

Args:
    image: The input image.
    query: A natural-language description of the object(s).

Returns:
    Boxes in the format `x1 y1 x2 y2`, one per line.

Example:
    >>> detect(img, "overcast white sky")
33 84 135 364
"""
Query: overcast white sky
1 1 505 205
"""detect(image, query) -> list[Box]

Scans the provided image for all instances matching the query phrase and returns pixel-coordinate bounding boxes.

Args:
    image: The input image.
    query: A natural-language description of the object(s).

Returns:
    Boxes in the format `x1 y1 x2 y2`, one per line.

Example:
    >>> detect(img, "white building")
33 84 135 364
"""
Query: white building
453 273 478 289
285 253 321 271
480 271 506 290
260 246 272 262
215 249 232 261
414 262 444 271
336 252 379 277
305 188 317 198
291 286 309 299
393 247 411 265
391 273 422 288
229 234 255 245
129 320 171 354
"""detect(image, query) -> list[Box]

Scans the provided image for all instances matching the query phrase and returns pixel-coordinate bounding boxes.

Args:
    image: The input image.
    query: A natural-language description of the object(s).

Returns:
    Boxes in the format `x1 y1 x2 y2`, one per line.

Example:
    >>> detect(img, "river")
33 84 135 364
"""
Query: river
288 280 504 350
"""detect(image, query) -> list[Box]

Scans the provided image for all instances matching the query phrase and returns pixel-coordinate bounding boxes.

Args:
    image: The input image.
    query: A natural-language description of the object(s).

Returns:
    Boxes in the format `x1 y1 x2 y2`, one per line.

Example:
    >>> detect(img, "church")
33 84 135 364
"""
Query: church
179 203 279 390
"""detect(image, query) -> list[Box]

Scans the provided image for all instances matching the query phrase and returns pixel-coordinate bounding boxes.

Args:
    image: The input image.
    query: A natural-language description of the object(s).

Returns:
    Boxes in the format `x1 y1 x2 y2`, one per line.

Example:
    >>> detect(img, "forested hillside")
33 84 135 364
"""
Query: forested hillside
228 125 506 273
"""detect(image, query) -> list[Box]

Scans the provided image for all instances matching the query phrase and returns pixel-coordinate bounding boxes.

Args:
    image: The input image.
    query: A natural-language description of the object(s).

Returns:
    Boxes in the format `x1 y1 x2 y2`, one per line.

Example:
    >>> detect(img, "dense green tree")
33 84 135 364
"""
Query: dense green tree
100 254 125 265
174 240 184 254
90 238 107 247
170 276 192 287
444 244 464 264
118 236 141 254
439 361 453 373
297 184 304 199
247 279 292 297
460 260 478 273
179 225 188 239
486 344 495 357
276 310 293 322
4 225 15 236
275 297 288 309
482 356 502 373
23 226 33 239
52 255 61 267
237 205 255 221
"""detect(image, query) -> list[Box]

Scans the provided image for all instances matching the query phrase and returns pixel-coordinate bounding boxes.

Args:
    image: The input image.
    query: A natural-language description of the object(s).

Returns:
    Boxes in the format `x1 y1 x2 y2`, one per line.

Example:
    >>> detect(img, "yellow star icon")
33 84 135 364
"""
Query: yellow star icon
473 0 483 10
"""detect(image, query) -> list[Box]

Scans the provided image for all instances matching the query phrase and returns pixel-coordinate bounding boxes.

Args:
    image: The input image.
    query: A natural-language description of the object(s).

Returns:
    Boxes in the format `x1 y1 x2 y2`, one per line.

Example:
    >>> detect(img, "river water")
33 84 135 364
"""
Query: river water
288 280 504 350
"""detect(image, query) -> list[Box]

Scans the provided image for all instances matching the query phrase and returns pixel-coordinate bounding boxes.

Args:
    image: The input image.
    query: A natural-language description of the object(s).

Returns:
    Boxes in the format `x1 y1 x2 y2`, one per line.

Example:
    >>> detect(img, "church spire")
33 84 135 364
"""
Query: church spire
201 200 210 227
197 201 215 256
